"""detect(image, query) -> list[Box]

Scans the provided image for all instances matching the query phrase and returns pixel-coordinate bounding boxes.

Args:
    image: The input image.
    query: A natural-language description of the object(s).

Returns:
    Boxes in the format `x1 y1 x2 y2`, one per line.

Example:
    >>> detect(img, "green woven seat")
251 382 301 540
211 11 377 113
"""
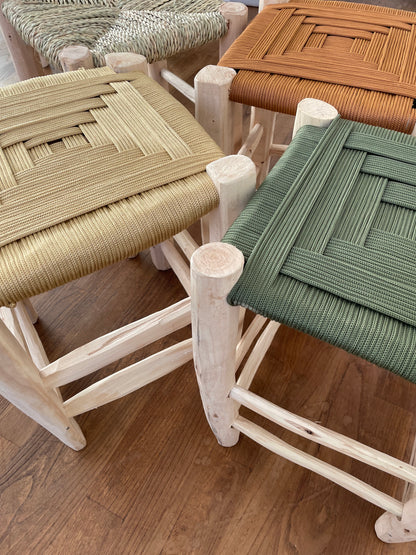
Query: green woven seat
1 0 227 68
223 117 416 383
0 67 222 307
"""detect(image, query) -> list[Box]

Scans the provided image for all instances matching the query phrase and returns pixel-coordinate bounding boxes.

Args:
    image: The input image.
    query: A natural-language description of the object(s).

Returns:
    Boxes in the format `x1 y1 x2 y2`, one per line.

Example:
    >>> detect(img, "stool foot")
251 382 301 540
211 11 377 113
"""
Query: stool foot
375 500 416 543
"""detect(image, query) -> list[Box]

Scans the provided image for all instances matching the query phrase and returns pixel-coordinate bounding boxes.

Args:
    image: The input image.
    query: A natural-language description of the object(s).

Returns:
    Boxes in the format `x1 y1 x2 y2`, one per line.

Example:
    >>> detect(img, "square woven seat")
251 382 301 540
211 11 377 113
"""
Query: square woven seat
219 0 416 133
0 67 222 307
224 117 416 382
1 0 228 68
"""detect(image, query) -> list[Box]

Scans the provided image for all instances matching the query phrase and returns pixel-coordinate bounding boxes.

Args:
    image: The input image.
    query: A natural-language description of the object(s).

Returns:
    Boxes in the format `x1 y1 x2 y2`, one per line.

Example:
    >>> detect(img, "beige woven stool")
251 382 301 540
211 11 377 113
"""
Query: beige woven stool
0 66 256 450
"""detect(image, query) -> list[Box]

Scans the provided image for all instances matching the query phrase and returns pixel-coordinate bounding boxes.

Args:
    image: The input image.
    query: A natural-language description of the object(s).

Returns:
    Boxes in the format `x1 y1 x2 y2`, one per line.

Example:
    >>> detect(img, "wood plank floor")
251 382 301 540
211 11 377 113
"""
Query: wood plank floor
2 4 416 553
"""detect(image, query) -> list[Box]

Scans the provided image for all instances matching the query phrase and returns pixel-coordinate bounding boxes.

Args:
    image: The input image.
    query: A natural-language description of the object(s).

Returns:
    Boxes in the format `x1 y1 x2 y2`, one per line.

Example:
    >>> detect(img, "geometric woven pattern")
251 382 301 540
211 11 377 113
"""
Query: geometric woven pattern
0 68 222 307
223 118 416 382
219 0 416 132
1 0 227 67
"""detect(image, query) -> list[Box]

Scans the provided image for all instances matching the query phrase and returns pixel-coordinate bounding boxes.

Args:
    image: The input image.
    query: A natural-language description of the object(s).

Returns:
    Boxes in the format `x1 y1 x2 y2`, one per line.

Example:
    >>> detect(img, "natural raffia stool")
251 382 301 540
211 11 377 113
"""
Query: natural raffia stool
191 99 416 543
0 0 248 82
0 66 257 450
196 0 416 182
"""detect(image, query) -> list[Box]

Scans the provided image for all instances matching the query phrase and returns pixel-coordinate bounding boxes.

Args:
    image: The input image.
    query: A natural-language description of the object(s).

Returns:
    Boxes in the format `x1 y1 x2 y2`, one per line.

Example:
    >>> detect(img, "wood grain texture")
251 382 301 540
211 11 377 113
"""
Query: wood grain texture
2 9 416 553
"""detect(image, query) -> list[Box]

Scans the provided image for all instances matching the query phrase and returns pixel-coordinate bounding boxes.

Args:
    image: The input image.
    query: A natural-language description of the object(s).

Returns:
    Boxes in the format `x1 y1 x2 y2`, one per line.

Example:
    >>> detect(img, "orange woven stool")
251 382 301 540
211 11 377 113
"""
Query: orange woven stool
195 0 416 181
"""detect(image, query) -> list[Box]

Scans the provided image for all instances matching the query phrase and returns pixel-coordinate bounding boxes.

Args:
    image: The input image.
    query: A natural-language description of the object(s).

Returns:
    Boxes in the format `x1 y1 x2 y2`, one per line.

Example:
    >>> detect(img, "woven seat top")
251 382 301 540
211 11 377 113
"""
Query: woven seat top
219 0 416 133
0 68 222 307
224 117 416 383
2 0 227 66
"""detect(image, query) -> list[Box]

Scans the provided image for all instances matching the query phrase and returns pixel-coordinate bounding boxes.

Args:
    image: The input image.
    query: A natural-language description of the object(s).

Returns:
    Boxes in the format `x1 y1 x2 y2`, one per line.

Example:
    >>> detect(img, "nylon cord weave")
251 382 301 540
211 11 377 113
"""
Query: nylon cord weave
224 118 416 382
219 0 416 133
0 68 222 307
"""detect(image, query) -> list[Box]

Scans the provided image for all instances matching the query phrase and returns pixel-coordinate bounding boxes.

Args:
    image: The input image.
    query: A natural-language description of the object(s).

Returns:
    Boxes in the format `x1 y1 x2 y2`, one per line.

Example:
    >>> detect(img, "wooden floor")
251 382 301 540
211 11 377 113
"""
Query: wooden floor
2 4 416 554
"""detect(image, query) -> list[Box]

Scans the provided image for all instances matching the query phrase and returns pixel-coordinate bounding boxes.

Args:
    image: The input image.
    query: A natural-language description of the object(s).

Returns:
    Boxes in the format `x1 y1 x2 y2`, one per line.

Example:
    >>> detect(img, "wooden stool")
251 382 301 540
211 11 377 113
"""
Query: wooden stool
195 0 416 183
191 99 416 544
0 66 257 450
0 0 248 88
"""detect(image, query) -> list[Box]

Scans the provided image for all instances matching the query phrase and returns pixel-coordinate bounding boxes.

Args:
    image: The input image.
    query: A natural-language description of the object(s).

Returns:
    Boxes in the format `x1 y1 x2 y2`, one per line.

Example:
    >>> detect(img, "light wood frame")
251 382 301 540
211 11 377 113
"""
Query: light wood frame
0 53 257 450
190 98 416 544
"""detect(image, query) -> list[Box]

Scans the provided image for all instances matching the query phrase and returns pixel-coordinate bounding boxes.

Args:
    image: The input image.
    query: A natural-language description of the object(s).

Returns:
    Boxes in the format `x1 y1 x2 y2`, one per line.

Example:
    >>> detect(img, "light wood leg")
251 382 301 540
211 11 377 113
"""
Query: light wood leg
292 97 339 138
150 244 171 271
250 107 276 185
0 319 86 450
0 1 47 80
191 242 244 446
105 52 147 73
219 2 248 58
195 64 241 156
206 154 256 242
147 60 169 90
260 0 290 10
59 45 94 71
375 438 416 543
21 298 38 324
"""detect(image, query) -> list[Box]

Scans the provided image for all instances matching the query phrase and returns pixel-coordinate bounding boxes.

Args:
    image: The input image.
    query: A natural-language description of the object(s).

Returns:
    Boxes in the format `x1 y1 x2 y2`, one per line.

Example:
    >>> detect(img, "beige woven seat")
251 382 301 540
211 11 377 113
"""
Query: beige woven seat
0 67 257 449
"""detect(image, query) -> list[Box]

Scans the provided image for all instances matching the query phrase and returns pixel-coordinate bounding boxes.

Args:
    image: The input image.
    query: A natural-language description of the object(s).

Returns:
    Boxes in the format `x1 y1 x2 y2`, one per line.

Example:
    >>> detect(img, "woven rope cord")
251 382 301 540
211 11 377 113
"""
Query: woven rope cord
223 118 416 382
0 68 222 307
219 0 416 133
1 0 227 66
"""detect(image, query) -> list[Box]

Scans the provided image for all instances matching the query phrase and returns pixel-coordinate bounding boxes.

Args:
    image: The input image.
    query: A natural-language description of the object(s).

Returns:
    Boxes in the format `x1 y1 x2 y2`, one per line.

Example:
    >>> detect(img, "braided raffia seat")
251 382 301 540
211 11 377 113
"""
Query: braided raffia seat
224 117 416 382
0 67 222 307
1 0 228 67
219 0 416 133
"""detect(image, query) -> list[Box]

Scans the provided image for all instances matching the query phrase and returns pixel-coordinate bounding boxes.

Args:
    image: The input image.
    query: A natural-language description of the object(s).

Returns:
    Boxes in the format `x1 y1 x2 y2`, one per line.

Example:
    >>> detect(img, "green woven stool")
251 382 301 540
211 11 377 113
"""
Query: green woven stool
0 66 257 450
0 0 248 83
191 99 416 544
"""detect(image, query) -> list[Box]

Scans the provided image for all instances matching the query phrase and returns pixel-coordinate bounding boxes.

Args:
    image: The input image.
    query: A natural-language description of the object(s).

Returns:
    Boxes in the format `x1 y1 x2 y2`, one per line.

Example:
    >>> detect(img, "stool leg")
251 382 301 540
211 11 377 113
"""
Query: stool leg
219 3 248 58
205 154 257 242
0 319 86 450
191 242 244 446
59 45 94 71
105 52 147 74
195 65 241 156
147 60 169 91
250 107 276 185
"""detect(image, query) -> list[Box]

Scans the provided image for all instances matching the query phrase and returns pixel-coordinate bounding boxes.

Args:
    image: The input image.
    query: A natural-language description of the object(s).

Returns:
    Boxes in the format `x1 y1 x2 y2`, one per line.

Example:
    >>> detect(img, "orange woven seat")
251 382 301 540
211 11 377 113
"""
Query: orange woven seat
219 0 416 133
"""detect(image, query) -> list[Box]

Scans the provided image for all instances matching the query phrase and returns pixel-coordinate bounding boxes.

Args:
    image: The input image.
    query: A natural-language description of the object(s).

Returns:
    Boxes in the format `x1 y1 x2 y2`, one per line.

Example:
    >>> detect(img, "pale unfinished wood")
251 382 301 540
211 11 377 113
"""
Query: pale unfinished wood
206 154 257 242
59 45 94 71
249 107 276 185
160 239 191 295
160 68 195 103
219 2 248 58
231 386 416 484
105 52 147 74
195 64 239 155
238 122 264 158
150 245 171 271
21 298 38 324
236 321 280 390
0 306 26 350
191 242 244 447
260 0 290 10
233 416 404 517
235 314 268 368
0 319 86 450
14 301 49 369
40 297 191 388
64 338 193 417
173 230 199 262
292 97 339 138
147 60 169 90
